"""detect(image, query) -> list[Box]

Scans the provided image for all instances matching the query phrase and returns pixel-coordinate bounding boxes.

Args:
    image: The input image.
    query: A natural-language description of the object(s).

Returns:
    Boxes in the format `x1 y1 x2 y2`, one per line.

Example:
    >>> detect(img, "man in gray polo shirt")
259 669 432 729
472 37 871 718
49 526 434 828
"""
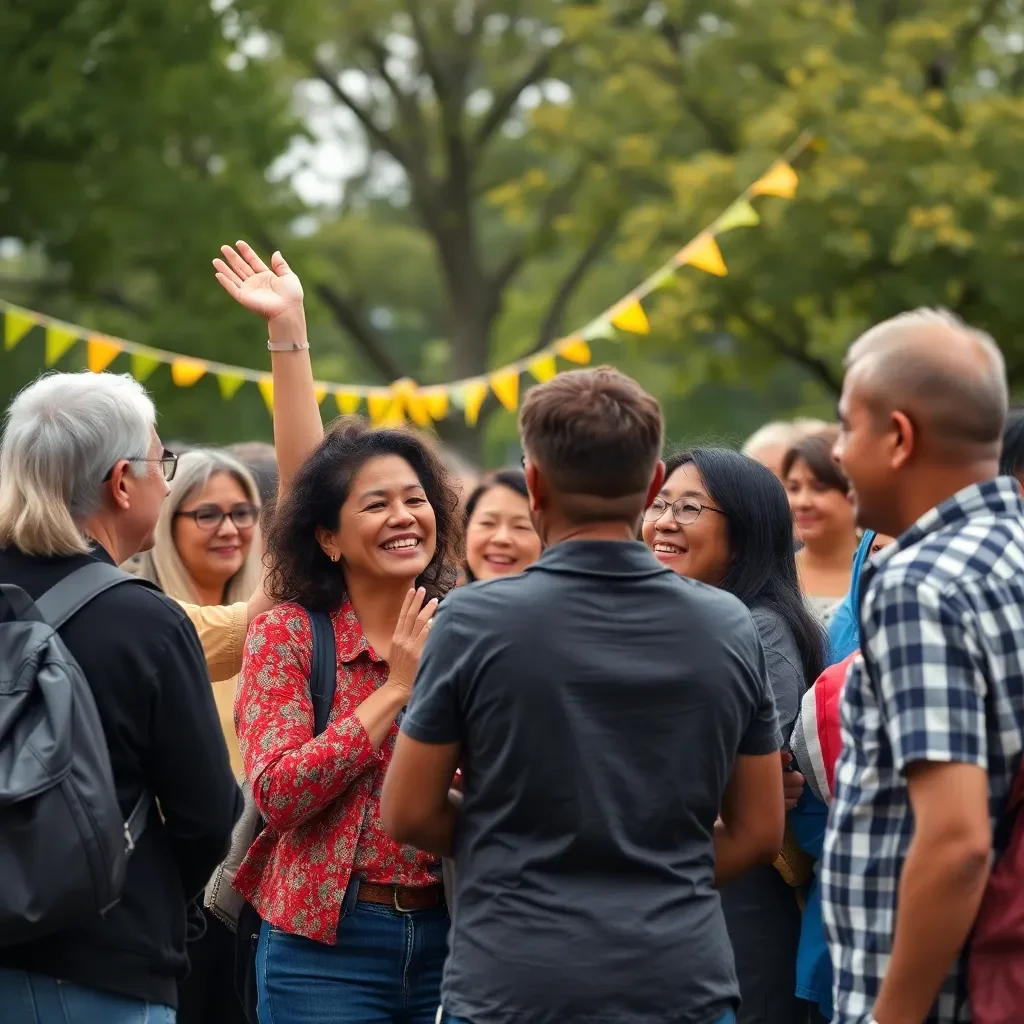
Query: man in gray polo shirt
382 367 785 1024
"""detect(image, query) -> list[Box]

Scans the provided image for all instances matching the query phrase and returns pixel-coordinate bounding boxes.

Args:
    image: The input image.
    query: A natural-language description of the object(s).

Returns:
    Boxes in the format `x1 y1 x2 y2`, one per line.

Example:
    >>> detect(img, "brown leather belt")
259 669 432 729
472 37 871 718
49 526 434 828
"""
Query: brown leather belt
357 883 445 912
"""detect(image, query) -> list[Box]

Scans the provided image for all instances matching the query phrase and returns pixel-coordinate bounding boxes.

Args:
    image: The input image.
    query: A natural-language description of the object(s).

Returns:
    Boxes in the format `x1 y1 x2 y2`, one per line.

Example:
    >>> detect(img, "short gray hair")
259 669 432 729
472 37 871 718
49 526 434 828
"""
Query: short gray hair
0 371 156 556
846 308 1007 447
742 418 829 458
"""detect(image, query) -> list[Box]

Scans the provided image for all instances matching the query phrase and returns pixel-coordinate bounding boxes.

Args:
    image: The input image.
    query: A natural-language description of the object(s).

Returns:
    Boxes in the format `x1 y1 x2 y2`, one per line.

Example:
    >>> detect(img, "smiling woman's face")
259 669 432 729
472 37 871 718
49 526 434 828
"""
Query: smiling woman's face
326 454 437 584
465 484 541 580
785 456 855 545
173 471 256 592
641 462 732 587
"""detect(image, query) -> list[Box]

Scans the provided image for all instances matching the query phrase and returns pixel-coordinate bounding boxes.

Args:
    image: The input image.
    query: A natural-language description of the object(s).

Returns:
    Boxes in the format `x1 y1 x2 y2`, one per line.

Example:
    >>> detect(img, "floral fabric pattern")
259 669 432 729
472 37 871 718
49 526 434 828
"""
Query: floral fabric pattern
234 600 439 944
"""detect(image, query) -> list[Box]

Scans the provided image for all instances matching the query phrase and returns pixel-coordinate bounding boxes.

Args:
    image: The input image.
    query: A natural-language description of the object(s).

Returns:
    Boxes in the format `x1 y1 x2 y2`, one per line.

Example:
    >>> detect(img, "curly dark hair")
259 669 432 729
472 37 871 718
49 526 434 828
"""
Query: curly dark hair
263 418 462 612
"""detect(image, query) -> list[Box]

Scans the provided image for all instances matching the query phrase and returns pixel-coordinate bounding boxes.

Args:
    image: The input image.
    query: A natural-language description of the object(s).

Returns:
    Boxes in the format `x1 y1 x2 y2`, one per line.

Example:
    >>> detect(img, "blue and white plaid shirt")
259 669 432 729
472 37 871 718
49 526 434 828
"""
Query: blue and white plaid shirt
822 478 1024 1024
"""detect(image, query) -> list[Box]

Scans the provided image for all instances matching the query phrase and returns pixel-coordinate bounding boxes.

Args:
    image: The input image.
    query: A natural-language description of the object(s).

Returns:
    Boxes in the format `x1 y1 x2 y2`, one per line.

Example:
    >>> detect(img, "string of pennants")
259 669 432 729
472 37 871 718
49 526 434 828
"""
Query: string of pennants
1 136 809 429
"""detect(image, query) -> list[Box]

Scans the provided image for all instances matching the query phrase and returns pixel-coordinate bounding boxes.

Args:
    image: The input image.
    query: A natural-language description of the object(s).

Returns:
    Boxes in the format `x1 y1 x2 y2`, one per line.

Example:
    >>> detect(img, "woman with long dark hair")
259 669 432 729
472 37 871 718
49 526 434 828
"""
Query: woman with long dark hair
641 446 826 1024
233 418 462 1024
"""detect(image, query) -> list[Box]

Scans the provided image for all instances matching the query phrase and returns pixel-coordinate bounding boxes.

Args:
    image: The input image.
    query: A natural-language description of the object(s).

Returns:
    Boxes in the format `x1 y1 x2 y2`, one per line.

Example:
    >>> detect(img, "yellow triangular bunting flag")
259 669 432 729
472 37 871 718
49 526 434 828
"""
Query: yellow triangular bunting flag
217 374 245 400
716 199 760 233
367 392 394 425
556 337 592 364
4 310 36 350
751 160 798 198
335 391 361 416
257 377 274 414
679 234 728 277
611 299 650 335
131 353 162 381
422 389 449 421
170 358 208 387
314 385 327 406
461 380 489 427
405 391 433 428
87 336 122 373
489 368 520 412
45 326 79 366
527 353 557 383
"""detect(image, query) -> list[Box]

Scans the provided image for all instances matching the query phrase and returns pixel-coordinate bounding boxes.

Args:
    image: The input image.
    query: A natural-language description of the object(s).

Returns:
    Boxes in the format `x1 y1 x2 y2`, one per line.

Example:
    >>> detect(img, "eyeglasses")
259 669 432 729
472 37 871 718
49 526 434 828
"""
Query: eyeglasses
175 503 259 531
102 449 178 483
642 496 726 525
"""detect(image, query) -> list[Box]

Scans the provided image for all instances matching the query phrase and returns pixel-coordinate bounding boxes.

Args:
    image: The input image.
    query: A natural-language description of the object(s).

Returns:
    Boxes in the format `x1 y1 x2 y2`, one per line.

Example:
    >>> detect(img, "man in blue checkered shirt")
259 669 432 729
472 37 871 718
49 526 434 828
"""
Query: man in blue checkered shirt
821 308 1024 1024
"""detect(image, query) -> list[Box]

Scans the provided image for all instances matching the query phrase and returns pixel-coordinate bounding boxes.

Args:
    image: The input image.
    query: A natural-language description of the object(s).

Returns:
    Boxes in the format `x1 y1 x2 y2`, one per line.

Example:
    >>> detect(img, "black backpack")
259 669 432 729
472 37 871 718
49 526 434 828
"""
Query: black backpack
0 561 155 946
235 608 337 1024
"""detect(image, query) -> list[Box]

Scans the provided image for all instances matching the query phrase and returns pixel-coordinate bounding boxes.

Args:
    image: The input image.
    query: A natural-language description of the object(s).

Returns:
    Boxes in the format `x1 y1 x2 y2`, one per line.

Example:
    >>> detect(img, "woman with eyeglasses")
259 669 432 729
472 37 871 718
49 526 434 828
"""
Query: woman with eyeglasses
641 447 826 1024
137 448 263 1024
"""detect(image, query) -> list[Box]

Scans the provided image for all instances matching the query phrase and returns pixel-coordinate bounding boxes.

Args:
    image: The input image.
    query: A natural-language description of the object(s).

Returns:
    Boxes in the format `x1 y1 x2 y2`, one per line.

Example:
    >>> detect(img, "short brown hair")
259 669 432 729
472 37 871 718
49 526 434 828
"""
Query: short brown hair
519 367 663 500
781 427 848 493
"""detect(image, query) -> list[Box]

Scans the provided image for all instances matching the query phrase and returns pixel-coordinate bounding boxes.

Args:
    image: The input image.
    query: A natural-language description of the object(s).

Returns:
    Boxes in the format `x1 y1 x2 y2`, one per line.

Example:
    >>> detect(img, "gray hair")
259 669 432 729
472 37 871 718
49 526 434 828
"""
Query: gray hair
846 308 1007 446
0 371 156 556
136 449 264 605
742 418 829 458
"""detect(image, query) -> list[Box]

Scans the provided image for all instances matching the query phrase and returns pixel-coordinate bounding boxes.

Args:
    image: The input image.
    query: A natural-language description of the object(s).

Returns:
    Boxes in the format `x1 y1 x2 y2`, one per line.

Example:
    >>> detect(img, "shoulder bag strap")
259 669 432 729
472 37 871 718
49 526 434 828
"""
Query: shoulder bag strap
36 560 155 851
307 610 338 737
35 560 139 630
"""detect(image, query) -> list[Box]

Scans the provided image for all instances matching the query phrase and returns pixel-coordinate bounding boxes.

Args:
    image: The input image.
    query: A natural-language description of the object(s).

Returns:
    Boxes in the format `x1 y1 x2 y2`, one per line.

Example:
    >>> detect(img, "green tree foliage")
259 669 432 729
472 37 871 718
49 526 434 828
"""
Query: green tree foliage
4 0 1024 463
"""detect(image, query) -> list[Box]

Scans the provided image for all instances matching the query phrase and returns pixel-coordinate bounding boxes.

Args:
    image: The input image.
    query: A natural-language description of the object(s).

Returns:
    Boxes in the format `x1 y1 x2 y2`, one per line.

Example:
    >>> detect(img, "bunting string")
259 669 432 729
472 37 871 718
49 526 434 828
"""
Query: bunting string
1 134 811 428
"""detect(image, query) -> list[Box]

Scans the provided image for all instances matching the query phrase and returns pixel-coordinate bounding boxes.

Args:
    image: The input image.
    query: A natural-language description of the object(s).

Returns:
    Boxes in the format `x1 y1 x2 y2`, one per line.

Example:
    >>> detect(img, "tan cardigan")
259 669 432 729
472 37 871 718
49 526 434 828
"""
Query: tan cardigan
179 600 248 778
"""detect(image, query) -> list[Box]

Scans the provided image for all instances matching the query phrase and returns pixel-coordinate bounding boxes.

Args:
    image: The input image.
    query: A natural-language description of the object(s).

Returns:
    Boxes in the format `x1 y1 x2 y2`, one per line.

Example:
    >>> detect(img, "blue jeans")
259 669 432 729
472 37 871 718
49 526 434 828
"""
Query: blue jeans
0 969 174 1023
443 1013 737 1024
256 902 448 1024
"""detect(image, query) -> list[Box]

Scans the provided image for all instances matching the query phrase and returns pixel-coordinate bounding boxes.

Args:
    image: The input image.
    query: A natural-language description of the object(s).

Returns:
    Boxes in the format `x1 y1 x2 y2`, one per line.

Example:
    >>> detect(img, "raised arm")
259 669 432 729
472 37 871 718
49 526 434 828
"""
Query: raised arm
213 241 324 493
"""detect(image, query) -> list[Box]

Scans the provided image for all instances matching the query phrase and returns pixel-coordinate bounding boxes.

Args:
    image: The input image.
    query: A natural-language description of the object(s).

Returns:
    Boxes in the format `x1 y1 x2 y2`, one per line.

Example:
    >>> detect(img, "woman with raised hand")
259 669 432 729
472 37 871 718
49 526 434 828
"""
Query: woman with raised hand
233 418 461 1024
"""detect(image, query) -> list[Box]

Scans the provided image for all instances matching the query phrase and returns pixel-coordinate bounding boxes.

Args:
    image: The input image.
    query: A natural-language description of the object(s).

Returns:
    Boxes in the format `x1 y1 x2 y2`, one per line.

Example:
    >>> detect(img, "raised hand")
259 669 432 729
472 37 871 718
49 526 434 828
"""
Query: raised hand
213 240 303 322
387 587 439 701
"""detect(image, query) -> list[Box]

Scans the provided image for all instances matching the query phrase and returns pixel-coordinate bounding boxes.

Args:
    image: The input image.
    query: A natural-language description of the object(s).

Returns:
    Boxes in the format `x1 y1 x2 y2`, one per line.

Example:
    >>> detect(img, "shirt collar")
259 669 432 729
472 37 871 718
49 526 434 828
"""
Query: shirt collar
867 476 1023 580
334 599 384 664
524 539 673 580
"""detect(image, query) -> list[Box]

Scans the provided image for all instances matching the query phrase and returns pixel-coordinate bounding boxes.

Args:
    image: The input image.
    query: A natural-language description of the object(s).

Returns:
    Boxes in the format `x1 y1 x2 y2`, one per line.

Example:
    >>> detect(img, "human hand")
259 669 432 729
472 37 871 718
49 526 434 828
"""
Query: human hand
782 752 805 811
213 241 304 322
386 587 439 700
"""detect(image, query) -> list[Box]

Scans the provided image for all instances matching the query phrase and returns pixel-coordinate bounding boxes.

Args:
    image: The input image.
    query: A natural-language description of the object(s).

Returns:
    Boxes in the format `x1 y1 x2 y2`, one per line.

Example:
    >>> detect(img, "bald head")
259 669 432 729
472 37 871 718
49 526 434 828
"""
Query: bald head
845 308 1007 452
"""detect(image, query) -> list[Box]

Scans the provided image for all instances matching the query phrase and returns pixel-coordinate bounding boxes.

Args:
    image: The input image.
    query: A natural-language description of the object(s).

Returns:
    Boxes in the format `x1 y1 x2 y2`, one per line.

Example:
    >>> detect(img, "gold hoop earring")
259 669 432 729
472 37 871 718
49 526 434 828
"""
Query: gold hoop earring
331 553 339 563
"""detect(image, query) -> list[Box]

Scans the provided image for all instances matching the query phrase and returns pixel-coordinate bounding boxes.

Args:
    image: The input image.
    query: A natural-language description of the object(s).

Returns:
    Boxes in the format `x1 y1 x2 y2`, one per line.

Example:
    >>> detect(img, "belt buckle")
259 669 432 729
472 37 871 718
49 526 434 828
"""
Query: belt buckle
393 887 414 913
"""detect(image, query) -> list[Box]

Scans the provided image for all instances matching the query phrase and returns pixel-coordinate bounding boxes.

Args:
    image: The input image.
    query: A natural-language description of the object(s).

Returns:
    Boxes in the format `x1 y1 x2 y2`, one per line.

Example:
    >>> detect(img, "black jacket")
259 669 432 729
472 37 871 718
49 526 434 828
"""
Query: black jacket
0 545 242 1008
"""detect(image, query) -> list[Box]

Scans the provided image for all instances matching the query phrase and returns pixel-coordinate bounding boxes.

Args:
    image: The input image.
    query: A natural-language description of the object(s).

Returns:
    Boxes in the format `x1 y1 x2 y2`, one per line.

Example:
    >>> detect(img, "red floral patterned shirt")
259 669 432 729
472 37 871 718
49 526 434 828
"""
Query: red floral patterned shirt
234 601 439 944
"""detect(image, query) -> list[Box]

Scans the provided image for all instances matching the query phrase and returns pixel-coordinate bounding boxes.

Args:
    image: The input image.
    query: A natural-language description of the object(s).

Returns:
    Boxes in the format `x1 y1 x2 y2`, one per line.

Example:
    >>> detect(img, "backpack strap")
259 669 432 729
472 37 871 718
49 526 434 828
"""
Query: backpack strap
35 560 141 630
36 560 159 854
307 610 338 736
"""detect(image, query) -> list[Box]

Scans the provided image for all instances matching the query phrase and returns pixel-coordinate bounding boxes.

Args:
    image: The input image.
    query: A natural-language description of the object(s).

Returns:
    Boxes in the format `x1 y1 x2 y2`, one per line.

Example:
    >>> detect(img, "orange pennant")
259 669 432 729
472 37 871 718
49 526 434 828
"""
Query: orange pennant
87 336 122 373
170 358 208 387
751 160 798 198
556 337 592 364
678 234 727 276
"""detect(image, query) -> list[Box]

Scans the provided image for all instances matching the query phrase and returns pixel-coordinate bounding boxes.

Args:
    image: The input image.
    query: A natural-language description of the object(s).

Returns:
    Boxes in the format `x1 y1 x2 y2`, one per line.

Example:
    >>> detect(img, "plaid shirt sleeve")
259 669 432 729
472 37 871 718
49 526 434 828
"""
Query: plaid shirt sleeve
862 577 988 774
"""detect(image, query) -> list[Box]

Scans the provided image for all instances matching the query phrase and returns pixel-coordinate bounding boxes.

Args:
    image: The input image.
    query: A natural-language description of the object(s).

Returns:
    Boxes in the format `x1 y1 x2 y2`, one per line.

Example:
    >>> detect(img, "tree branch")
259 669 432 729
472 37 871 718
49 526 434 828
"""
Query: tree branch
314 282 405 382
472 45 562 151
731 306 842 394
310 56 405 163
531 218 619 352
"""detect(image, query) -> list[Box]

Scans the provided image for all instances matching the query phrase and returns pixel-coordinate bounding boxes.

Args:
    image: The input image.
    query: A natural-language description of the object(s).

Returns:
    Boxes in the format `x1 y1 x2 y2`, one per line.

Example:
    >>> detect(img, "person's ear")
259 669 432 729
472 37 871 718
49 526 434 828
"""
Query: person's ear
524 461 544 513
890 410 915 470
108 460 133 512
316 526 341 563
644 460 666 509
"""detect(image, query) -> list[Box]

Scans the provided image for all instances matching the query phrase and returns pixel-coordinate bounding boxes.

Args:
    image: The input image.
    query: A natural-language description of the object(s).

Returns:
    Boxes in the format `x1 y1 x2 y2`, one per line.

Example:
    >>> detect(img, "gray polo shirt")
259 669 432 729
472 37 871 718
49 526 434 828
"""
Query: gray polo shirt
402 540 778 1024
